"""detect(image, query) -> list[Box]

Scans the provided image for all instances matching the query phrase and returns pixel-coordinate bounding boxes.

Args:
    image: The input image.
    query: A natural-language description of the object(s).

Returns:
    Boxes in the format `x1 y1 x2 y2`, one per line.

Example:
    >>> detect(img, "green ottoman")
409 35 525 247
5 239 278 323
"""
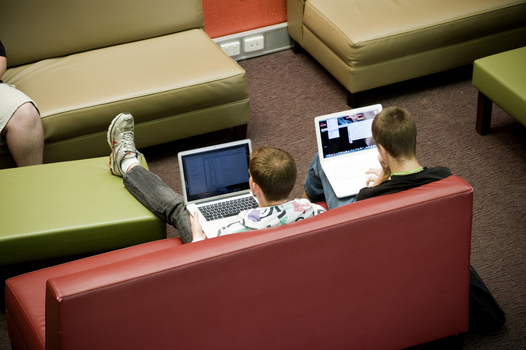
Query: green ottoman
473 46 526 135
0 157 166 267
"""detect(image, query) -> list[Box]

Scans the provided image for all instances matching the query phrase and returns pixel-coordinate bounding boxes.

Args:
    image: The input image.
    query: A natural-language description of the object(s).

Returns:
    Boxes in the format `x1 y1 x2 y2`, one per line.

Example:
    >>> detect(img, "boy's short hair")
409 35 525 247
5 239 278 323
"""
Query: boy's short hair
372 106 417 160
249 147 297 202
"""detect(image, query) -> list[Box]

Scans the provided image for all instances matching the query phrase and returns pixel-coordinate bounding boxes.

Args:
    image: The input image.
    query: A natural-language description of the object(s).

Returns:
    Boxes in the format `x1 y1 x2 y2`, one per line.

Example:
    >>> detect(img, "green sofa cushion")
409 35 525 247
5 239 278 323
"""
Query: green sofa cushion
473 46 526 127
0 157 166 266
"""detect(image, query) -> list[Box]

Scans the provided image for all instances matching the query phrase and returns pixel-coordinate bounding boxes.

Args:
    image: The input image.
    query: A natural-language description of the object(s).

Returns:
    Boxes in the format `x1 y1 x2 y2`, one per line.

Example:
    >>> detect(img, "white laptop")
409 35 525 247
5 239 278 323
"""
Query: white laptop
314 104 383 198
178 139 258 238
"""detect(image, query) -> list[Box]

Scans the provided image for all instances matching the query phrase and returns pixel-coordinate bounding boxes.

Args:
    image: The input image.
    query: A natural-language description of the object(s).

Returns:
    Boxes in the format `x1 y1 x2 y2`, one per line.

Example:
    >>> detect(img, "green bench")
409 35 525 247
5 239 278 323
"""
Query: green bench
473 46 526 135
0 156 166 267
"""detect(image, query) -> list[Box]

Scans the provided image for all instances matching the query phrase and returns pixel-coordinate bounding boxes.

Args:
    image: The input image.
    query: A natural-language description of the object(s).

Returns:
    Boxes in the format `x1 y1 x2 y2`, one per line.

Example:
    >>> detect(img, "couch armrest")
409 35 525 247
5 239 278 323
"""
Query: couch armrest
287 0 307 45
5 239 183 350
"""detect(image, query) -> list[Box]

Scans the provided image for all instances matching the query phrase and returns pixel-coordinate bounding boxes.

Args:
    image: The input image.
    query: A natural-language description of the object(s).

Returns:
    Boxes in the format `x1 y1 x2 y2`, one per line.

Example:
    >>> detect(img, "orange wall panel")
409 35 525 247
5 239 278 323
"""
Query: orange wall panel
202 0 287 38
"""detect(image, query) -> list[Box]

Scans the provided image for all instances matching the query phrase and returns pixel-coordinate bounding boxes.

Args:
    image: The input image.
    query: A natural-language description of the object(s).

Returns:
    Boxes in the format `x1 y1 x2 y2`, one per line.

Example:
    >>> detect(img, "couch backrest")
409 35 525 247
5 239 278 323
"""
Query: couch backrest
45 175 473 350
0 0 204 67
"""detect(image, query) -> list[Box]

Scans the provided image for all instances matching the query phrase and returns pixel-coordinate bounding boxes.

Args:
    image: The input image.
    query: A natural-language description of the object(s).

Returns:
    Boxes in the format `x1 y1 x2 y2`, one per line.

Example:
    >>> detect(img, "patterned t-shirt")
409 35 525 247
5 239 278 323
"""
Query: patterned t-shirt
216 198 326 236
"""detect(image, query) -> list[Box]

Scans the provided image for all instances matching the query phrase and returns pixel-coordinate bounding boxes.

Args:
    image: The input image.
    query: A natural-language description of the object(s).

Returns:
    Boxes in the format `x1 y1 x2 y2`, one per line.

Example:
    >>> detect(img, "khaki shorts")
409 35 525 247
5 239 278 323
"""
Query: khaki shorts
0 83 39 145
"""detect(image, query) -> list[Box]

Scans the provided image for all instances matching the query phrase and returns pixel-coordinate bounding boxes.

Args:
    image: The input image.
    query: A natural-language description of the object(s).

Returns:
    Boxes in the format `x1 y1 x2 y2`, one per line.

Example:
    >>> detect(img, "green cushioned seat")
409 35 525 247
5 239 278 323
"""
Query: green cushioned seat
0 157 166 266
473 46 526 134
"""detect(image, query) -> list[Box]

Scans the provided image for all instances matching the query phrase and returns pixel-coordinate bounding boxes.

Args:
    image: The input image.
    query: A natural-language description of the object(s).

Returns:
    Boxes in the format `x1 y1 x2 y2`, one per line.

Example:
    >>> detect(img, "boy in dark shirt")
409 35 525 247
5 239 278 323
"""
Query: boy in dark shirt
304 106 451 208
304 106 507 335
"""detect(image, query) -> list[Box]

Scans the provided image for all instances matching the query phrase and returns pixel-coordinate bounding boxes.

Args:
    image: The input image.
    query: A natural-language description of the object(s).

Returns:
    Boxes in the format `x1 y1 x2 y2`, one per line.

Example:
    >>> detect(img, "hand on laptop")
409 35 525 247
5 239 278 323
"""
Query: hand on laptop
365 154 391 187
190 211 207 242
365 172 378 187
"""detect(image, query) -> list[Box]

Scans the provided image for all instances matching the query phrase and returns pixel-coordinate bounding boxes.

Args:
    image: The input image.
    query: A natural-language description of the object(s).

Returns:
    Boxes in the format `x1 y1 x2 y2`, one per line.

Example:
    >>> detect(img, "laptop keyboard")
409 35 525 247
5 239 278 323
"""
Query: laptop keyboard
328 156 379 181
198 196 258 221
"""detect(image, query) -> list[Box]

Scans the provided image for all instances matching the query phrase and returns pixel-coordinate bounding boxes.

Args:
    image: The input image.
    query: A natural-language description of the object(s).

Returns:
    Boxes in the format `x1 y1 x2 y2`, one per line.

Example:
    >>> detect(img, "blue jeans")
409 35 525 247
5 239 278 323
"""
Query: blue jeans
123 165 193 243
304 153 356 210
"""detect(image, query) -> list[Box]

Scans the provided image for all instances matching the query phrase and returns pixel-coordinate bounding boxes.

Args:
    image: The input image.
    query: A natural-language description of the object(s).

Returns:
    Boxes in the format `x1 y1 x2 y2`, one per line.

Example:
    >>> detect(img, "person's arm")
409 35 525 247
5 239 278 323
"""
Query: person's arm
0 56 6 81
365 154 391 187
0 41 6 80
190 211 207 242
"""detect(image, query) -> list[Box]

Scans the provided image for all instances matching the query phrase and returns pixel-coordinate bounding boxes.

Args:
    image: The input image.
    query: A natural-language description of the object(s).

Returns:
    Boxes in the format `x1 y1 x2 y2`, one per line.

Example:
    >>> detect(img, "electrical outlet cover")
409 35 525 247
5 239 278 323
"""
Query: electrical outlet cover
243 36 264 52
220 42 240 56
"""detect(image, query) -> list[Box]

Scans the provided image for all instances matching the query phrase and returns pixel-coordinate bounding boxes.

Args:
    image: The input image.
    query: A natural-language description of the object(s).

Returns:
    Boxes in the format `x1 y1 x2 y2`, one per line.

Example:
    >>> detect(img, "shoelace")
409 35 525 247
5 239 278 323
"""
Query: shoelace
120 132 136 153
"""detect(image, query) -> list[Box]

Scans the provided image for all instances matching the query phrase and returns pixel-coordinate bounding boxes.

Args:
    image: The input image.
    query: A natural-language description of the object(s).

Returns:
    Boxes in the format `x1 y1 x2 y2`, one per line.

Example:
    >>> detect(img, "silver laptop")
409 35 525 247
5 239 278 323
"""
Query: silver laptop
314 104 383 198
178 139 258 238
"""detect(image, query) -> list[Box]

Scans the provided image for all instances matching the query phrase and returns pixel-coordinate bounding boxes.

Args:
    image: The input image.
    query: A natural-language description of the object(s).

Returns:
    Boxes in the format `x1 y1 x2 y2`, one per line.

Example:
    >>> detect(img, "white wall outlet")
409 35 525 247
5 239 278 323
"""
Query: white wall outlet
243 35 264 53
220 41 240 56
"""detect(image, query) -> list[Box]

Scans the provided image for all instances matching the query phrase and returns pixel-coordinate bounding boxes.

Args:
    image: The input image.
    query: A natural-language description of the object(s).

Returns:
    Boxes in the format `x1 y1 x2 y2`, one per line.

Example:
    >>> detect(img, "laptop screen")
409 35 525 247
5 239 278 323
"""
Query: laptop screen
180 142 251 202
317 106 381 159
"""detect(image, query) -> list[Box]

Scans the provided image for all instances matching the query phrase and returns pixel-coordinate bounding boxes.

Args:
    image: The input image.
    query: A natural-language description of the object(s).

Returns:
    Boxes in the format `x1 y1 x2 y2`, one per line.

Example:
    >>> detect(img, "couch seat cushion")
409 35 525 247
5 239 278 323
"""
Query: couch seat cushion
3 29 248 144
303 0 526 68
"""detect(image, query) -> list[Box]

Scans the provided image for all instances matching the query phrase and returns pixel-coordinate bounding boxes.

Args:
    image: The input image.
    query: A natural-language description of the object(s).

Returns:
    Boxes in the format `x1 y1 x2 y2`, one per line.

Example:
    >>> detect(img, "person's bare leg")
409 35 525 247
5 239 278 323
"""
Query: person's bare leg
2 102 44 166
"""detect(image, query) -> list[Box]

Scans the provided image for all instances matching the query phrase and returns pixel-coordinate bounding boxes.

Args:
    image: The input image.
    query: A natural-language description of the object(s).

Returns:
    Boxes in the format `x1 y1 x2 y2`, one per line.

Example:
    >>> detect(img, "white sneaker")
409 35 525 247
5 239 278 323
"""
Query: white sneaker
107 112 144 176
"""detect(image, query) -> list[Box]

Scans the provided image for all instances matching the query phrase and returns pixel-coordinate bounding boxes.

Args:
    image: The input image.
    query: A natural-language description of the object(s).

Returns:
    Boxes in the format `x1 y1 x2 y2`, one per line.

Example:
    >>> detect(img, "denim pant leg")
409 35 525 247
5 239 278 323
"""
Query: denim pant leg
303 153 356 210
123 166 193 244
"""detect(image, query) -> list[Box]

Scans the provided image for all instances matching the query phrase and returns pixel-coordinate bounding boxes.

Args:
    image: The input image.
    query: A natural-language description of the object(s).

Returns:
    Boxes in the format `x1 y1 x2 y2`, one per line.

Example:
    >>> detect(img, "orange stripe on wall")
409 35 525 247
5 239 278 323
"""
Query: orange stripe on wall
202 0 287 38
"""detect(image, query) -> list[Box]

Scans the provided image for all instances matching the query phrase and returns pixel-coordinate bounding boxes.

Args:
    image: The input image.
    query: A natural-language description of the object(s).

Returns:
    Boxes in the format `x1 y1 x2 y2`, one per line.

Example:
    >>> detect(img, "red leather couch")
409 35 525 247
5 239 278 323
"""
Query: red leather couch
5 175 473 350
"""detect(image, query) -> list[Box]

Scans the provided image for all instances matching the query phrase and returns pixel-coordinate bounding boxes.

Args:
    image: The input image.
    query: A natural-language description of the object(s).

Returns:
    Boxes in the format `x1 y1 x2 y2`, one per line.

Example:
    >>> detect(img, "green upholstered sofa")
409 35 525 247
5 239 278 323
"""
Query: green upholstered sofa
287 0 526 107
473 46 526 134
0 0 250 168
0 157 166 268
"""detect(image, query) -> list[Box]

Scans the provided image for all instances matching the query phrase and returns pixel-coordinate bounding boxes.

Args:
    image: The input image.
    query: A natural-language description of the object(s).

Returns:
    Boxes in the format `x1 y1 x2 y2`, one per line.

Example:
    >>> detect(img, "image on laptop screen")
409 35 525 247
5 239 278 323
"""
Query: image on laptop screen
318 108 380 159
181 143 251 202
